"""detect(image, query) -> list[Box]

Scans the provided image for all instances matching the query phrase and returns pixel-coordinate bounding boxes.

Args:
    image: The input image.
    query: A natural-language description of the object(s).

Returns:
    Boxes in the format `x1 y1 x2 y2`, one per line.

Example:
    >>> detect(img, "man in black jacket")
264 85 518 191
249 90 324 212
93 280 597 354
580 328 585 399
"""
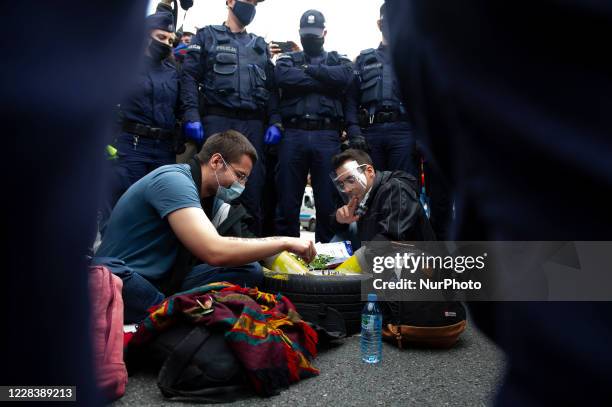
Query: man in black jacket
330 149 434 245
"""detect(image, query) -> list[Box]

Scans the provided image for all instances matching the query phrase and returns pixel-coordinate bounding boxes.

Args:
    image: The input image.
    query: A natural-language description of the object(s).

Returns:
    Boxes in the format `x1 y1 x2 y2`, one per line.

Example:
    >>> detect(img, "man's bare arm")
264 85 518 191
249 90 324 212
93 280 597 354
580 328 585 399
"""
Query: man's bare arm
167 207 316 266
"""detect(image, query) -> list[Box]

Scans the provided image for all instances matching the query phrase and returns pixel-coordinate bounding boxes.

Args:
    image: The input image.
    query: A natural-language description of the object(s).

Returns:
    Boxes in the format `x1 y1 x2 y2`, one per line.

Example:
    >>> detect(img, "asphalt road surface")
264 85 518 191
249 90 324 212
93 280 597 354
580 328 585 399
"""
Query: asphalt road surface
114 318 505 407
115 230 505 406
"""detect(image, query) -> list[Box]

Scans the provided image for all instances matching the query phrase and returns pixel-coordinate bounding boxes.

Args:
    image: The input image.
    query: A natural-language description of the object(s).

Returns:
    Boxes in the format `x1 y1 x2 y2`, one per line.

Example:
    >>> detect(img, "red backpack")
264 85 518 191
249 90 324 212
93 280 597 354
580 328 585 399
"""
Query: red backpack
89 265 128 401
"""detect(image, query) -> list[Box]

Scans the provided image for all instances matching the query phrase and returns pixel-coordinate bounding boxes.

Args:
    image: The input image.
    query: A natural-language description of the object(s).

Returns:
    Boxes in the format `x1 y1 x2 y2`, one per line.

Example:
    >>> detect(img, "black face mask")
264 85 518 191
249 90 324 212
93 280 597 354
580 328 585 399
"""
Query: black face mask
148 39 171 61
232 1 256 27
300 36 324 56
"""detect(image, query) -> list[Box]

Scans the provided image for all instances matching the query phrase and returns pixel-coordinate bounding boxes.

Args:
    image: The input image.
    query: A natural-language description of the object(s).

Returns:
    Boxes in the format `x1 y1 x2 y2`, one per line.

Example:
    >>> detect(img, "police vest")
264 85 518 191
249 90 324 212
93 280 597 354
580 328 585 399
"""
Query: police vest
356 48 405 115
202 25 270 111
279 51 345 120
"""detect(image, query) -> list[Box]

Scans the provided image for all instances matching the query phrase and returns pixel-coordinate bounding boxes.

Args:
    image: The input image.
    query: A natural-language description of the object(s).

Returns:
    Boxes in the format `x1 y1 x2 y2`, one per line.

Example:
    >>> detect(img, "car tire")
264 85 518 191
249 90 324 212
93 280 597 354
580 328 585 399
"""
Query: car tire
263 273 370 335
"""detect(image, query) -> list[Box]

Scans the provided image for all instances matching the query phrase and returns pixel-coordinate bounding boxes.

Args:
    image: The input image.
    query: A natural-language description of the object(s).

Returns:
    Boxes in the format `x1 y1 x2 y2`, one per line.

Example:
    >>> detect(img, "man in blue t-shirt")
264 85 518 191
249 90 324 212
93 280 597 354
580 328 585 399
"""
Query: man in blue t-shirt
94 130 316 322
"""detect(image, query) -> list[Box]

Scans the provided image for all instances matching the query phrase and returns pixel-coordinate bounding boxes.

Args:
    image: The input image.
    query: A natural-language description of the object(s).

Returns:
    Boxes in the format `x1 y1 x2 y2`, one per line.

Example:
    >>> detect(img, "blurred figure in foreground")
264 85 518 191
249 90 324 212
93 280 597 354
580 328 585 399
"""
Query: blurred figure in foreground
386 0 612 405
2 1 148 404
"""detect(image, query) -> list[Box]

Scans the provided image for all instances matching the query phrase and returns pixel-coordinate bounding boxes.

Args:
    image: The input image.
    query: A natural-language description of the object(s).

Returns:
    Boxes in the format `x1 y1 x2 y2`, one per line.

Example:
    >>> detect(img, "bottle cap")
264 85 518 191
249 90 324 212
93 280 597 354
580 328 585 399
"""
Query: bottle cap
367 293 377 302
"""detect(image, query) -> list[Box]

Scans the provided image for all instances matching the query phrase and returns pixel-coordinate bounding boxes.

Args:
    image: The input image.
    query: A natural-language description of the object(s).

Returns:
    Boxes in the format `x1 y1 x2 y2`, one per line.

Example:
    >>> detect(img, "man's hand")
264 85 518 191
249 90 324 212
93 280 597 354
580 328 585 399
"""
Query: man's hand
340 130 348 143
264 123 283 145
269 42 283 57
184 121 204 145
346 125 369 152
284 237 317 264
349 135 370 152
336 196 361 224
269 41 301 57
288 41 301 52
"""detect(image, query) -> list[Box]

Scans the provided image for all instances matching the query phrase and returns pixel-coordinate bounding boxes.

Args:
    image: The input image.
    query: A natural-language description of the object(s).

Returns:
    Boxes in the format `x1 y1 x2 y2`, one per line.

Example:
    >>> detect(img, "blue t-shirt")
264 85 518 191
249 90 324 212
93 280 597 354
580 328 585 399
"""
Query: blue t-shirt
95 164 202 279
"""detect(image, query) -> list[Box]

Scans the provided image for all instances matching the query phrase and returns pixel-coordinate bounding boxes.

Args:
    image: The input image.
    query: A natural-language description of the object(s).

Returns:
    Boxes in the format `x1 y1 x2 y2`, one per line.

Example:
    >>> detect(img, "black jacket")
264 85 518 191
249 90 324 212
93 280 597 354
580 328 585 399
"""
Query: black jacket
331 171 435 242
216 203 256 239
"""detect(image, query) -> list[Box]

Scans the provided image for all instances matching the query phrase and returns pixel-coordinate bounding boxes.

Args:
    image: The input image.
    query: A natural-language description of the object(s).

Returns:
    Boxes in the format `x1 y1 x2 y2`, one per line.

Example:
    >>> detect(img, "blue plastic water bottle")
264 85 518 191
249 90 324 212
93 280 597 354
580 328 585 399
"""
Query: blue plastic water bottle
361 293 382 364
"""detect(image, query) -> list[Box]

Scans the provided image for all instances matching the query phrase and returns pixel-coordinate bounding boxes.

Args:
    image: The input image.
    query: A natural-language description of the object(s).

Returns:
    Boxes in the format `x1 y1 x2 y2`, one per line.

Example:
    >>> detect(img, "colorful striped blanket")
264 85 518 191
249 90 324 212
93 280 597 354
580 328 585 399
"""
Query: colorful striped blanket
130 282 319 396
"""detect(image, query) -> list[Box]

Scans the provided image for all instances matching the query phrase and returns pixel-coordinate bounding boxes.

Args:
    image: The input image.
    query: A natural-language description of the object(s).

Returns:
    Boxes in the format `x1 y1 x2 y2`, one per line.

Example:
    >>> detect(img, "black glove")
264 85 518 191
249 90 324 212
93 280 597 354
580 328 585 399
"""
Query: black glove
348 135 370 152
264 143 279 158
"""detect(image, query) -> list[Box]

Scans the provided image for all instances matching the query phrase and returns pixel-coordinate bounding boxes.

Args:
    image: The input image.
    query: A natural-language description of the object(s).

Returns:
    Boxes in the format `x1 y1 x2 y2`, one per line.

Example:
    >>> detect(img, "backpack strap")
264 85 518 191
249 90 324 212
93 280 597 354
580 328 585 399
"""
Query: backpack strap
157 326 210 397
161 157 202 296
157 326 244 402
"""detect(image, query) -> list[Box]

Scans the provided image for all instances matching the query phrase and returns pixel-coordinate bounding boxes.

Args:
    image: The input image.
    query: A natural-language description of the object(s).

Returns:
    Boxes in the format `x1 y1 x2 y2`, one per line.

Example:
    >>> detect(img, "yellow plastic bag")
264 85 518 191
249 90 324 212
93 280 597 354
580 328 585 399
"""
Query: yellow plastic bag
263 251 311 275
334 247 367 274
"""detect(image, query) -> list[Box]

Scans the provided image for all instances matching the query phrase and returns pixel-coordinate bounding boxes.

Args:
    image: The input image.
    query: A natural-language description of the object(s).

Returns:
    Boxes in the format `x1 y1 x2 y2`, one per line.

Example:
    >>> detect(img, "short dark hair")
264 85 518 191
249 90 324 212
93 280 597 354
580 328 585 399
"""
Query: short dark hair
332 149 374 170
197 130 258 166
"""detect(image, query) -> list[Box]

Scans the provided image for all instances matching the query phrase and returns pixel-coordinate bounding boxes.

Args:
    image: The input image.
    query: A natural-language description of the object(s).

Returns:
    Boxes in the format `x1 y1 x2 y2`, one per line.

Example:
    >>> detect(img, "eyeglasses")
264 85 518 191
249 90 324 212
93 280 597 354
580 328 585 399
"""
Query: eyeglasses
221 156 248 184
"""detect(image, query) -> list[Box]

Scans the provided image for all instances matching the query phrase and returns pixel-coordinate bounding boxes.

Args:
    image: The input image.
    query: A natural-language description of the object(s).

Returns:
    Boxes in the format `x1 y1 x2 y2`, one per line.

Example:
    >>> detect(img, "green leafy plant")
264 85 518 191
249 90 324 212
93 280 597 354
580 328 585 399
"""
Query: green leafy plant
290 253 335 271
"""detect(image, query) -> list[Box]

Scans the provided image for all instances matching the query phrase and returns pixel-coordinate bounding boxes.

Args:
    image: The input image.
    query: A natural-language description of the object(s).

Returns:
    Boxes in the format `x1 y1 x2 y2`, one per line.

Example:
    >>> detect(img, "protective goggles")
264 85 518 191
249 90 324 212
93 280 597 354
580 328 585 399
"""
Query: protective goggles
330 161 369 203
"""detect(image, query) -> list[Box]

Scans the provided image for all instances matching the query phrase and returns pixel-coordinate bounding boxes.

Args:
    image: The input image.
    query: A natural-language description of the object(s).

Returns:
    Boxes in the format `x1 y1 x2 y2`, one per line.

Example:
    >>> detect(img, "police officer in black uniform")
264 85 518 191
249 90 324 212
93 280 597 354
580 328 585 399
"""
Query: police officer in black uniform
106 10 184 217
180 0 280 236
345 4 417 176
273 10 354 243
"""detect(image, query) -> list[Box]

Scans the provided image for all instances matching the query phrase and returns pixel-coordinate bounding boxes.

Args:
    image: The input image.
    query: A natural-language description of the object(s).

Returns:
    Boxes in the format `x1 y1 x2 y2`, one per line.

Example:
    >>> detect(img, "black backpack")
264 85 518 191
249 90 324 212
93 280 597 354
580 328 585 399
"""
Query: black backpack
381 301 467 349
128 323 251 403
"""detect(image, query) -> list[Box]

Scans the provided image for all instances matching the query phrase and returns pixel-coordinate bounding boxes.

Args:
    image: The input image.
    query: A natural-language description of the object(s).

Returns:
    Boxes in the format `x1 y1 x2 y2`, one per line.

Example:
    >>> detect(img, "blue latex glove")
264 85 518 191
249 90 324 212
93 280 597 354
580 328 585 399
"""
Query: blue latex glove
264 124 283 145
184 121 204 145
